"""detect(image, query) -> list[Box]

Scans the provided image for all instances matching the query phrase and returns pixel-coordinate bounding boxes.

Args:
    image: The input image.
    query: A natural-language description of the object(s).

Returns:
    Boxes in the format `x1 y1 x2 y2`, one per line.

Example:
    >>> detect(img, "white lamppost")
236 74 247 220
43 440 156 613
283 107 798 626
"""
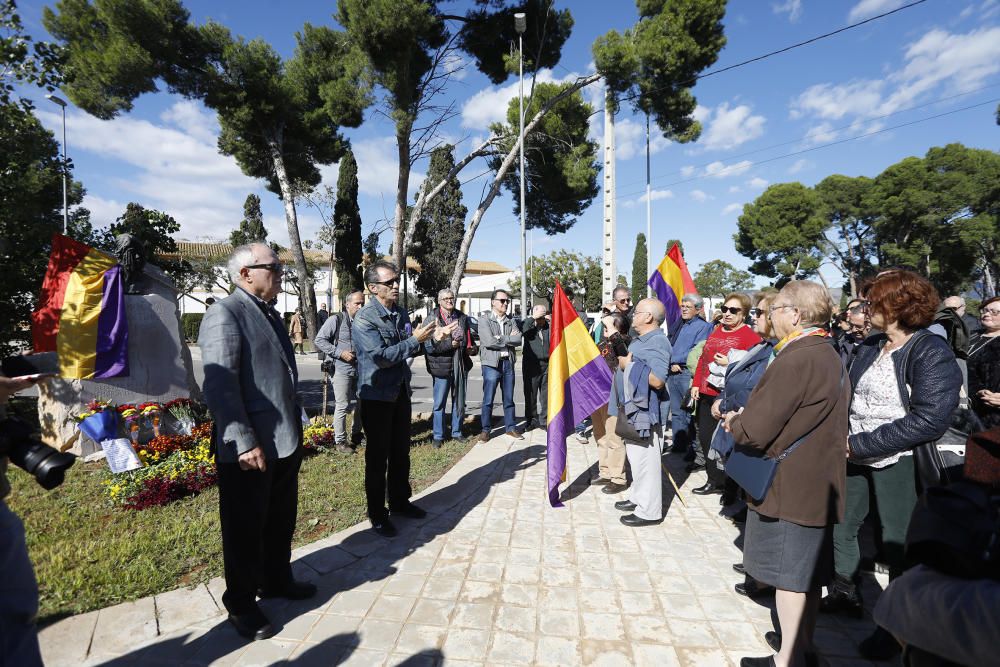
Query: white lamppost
46 94 69 235
515 12 527 315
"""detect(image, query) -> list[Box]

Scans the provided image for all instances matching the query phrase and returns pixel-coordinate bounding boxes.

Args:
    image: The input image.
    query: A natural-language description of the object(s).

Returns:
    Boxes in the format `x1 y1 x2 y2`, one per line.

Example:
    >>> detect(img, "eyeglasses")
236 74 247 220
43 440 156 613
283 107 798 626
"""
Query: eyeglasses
617 298 631 304
494 299 510 304
981 308 1000 317
371 277 401 287
749 308 763 317
244 263 283 273
440 297 455 301
768 304 795 316
680 304 695 309
848 302 869 314
719 306 743 315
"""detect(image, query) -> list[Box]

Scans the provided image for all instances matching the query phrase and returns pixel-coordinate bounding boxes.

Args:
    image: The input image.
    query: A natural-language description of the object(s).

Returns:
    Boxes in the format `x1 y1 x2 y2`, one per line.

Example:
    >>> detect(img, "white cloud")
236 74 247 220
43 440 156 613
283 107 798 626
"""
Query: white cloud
722 203 743 216
352 136 425 200
729 185 741 193
747 177 769 190
460 69 580 129
640 189 674 203
704 160 753 179
690 189 709 202
773 0 803 22
611 117 671 160
680 165 696 178
697 102 766 151
804 122 839 145
790 80 885 121
159 100 218 144
80 194 126 227
848 0 906 22
788 159 810 174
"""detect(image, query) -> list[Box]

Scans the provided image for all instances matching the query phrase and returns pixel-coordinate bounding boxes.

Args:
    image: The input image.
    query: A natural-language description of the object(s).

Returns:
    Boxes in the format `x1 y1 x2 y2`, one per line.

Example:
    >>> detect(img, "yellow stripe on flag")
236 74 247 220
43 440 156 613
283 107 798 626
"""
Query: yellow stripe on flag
56 249 117 379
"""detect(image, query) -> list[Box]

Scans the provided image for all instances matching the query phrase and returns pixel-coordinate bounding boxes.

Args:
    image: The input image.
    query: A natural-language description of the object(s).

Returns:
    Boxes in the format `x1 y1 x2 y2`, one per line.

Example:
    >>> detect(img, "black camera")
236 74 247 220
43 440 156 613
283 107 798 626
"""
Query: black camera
0 417 75 490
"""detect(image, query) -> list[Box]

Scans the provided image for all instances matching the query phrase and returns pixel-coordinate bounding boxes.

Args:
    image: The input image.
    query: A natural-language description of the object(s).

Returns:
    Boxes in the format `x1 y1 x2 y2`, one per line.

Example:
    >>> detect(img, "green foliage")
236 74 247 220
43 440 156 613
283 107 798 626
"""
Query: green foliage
593 0 727 142
491 81 600 234
109 202 192 287
664 239 684 258
735 182 826 285
693 259 753 299
631 233 648 299
229 194 268 247
332 149 364 293
180 312 203 342
509 249 602 310
814 174 879 296
0 101 85 354
2 0 64 104
412 145 467 297
459 0 574 84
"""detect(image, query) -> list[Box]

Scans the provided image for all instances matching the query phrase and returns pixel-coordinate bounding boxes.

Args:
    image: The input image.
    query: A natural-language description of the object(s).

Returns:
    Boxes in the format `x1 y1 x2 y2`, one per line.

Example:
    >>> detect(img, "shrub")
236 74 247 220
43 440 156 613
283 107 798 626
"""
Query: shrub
181 313 204 342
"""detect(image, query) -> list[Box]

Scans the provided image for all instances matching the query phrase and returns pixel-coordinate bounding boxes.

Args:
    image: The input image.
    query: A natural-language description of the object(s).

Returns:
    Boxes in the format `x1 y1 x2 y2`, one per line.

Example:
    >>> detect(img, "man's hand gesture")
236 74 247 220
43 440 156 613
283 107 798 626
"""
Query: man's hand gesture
238 446 267 472
414 319 437 343
432 320 458 342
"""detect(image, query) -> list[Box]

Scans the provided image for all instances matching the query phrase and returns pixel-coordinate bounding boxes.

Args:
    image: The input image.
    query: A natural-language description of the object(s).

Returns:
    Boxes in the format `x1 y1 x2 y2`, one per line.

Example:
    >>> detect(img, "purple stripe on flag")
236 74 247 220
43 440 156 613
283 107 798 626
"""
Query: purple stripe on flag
546 355 613 507
93 265 129 378
647 272 682 327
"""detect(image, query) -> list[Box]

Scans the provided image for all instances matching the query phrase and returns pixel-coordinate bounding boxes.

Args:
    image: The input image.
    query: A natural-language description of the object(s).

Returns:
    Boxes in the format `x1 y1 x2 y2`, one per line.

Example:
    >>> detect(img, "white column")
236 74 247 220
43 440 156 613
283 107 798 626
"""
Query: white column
602 90 617 305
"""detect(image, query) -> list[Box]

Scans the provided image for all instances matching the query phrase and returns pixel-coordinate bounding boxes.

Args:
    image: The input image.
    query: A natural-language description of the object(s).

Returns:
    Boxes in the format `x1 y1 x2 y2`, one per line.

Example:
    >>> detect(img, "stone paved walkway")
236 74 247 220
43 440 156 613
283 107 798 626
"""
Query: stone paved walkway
39 430 891 666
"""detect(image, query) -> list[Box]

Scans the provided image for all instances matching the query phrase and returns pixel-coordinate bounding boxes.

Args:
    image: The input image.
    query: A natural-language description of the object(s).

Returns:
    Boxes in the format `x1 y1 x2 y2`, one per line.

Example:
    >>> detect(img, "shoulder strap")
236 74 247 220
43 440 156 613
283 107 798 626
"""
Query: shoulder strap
776 364 847 462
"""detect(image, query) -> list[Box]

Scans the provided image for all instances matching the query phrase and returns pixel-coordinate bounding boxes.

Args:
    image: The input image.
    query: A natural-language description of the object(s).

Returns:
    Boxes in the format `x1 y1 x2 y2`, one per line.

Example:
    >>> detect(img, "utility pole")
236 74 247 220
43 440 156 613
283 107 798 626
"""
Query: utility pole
602 90 617 305
645 114 652 298
515 12 528 315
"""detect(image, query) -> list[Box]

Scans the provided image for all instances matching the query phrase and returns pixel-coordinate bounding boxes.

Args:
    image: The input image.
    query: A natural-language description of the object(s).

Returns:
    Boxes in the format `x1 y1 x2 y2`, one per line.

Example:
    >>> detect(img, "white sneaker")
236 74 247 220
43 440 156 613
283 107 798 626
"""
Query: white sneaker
575 433 588 444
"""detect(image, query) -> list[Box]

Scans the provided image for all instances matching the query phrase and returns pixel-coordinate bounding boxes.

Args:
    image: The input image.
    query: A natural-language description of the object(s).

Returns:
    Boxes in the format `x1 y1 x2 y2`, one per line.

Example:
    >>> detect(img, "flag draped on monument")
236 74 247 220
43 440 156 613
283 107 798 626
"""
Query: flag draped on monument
31 234 129 379
545 282 613 507
648 243 698 328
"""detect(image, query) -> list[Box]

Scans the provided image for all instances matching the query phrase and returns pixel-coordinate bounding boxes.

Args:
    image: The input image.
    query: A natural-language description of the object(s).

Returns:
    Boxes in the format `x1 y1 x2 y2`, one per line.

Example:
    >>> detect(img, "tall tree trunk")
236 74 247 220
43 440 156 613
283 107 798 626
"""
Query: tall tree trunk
392 117 414 273
268 132 317 339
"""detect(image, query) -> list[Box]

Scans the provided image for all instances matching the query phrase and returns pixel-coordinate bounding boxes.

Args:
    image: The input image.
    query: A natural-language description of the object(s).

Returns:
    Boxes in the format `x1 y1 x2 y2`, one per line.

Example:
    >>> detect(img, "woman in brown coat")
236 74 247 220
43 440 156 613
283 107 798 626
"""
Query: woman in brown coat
288 308 305 354
723 280 849 667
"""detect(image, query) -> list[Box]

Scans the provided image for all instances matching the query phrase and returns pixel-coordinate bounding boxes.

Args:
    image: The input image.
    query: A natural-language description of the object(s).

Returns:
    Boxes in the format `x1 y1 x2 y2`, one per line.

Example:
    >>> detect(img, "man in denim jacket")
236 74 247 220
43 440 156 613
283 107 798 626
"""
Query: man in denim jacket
353 260 454 537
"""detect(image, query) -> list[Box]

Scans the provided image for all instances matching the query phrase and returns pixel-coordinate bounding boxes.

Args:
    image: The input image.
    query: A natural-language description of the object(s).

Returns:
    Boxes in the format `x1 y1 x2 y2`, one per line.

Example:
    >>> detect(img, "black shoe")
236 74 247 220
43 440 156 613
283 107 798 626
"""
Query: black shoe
614 500 637 512
739 656 774 667
620 513 661 527
390 503 427 519
602 482 628 494
720 489 737 506
432 439 443 449
820 575 864 618
371 518 397 537
683 449 697 462
732 563 745 575
258 580 317 600
729 506 748 524
685 462 706 473
692 483 722 496
735 577 775 599
765 631 781 652
228 608 275 641
858 627 901 660
477 431 490 444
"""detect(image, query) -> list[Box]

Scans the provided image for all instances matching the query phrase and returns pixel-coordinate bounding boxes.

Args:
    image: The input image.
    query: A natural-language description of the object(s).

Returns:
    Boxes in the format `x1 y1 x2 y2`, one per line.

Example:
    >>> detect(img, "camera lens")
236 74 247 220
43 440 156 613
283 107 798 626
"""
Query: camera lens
8 440 76 490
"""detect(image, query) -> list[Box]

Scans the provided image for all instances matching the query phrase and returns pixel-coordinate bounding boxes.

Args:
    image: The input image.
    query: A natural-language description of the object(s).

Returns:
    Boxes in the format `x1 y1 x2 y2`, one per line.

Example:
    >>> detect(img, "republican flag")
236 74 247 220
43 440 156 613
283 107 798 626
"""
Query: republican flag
648 242 698 328
31 234 129 379
546 282 613 507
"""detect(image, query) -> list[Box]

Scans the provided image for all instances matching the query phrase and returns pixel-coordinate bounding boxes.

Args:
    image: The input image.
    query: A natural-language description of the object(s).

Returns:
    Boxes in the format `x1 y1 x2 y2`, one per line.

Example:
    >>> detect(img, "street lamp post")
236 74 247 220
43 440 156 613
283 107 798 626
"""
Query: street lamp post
46 94 69 235
514 12 527 316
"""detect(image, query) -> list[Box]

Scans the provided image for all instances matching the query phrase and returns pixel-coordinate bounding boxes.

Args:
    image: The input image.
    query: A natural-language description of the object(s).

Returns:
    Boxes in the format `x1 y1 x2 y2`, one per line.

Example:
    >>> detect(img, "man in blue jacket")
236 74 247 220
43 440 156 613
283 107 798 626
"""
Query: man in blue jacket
667 294 713 460
353 261 454 537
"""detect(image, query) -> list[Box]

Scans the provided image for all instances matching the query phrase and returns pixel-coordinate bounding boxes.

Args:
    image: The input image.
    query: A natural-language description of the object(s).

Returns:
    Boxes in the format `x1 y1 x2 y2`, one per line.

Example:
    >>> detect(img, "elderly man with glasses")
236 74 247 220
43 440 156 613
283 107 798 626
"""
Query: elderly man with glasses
477 288 523 442
199 243 314 641
666 294 713 457
423 288 474 446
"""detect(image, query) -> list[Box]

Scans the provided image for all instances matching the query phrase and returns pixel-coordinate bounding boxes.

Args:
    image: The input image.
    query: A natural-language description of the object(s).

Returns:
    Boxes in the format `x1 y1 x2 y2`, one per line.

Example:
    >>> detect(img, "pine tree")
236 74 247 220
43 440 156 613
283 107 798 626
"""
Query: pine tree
412 145 467 299
333 150 364 293
631 233 648 300
229 194 268 246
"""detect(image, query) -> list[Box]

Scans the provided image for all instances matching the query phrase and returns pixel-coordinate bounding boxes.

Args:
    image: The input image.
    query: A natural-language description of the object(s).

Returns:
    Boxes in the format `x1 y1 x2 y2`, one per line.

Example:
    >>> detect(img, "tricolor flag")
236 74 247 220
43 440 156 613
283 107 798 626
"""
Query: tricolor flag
31 234 129 379
546 282 613 507
648 242 698 328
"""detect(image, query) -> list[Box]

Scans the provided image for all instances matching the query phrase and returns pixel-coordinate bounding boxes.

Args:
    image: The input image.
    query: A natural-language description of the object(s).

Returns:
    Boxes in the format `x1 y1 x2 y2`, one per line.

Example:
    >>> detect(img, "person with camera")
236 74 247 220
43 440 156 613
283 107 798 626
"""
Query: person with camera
0 372 52 667
199 243 315 641
424 288 474 446
521 304 551 432
592 312 632 493
314 290 366 454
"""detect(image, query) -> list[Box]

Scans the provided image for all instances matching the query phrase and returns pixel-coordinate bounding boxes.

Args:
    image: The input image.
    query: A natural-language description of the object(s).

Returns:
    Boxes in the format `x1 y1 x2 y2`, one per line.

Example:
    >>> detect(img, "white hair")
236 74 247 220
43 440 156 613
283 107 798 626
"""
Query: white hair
438 287 455 301
227 244 257 284
681 293 703 309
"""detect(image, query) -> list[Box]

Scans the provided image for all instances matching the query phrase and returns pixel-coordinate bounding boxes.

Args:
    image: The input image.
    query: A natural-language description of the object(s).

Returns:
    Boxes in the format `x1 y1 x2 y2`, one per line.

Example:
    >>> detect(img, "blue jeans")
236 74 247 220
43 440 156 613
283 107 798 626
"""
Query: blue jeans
667 371 695 452
432 375 465 441
482 358 516 432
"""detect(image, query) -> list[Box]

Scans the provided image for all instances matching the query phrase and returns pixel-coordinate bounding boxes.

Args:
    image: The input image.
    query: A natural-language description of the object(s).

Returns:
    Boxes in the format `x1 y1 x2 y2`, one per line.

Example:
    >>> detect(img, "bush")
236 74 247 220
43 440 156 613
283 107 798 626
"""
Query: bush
181 313 204 342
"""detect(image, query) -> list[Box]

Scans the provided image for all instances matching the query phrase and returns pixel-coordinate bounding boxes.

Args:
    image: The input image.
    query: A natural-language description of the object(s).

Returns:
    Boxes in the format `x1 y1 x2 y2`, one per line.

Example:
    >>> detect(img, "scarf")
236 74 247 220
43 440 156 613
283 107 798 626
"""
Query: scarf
774 326 828 354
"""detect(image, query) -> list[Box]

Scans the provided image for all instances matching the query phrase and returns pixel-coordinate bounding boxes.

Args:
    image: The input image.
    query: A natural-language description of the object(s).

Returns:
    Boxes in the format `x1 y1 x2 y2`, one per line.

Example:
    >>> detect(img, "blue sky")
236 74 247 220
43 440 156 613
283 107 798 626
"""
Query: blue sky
19 0 1000 287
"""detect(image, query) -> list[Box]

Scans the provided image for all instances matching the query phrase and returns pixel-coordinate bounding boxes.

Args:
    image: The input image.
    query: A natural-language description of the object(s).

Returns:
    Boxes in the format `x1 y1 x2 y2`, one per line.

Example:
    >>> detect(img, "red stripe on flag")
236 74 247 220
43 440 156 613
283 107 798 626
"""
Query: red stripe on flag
32 234 93 352
667 243 698 296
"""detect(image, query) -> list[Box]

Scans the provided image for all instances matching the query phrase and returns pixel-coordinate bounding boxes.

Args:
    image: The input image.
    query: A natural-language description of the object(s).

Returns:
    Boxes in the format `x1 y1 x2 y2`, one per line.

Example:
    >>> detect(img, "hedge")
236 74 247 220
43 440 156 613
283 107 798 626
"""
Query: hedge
180 313 204 342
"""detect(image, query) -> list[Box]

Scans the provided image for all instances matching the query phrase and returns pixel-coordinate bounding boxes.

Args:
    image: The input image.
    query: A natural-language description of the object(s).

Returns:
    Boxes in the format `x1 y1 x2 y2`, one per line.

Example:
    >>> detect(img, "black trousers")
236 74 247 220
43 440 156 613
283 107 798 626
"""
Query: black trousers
523 361 548 424
217 447 303 615
697 394 727 486
361 394 413 522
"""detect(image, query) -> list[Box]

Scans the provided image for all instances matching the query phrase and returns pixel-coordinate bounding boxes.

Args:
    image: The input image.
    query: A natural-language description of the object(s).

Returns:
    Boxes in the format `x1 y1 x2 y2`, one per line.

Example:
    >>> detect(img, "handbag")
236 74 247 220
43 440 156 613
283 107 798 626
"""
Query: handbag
615 400 653 445
727 366 845 502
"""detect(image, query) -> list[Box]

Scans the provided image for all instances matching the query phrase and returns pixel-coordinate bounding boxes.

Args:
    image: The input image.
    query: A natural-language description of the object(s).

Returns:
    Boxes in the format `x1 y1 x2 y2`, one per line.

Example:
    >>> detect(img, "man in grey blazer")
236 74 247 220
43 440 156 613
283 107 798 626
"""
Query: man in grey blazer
477 288 523 442
199 243 314 641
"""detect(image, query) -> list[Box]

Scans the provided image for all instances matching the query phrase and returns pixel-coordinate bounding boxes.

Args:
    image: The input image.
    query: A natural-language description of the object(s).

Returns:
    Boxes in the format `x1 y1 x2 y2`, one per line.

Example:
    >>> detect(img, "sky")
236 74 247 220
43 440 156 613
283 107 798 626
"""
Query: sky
18 0 1000 289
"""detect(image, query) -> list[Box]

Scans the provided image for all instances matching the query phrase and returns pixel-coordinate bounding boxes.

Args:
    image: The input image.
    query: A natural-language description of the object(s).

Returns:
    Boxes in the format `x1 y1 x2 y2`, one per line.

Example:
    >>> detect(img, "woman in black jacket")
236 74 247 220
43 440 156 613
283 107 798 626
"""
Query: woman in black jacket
968 295 1000 429
822 270 962 661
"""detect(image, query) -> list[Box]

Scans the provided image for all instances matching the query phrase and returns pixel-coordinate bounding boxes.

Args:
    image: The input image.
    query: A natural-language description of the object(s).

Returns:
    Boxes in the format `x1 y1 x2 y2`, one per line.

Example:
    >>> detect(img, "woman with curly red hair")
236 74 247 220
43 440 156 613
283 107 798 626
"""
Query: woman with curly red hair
820 269 962 660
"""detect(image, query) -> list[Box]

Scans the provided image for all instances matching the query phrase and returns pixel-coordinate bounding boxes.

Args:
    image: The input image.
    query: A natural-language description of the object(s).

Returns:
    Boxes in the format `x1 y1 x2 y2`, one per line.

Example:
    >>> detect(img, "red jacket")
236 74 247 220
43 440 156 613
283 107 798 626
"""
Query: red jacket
692 324 761 397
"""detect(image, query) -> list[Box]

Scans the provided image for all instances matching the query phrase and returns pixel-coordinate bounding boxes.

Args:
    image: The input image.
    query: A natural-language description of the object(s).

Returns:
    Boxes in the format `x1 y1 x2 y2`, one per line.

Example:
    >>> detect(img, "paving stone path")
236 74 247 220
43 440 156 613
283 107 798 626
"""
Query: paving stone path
39 430 890 666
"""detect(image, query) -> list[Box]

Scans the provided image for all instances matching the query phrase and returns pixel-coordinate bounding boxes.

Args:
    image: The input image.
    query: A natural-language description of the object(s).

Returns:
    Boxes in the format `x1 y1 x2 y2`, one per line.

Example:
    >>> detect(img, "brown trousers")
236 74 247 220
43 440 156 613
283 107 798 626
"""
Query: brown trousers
594 404 627 484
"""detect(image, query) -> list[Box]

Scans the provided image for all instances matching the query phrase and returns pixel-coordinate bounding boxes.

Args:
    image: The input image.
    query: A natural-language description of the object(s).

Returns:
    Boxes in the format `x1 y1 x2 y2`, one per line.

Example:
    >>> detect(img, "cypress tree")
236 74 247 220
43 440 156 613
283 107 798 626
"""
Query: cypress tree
230 194 268 246
631 233 648 299
334 150 364 293
412 145 467 299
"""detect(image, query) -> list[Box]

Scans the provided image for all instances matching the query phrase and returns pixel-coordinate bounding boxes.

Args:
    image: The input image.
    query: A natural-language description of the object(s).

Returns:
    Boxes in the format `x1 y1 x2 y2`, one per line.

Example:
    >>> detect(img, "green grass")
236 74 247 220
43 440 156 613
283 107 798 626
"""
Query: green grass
5 398 471 624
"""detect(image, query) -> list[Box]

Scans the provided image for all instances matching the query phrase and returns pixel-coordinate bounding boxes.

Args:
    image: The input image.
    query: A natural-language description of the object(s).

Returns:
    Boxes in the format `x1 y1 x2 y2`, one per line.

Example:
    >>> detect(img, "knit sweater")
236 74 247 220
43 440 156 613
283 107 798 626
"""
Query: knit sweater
692 324 761 397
